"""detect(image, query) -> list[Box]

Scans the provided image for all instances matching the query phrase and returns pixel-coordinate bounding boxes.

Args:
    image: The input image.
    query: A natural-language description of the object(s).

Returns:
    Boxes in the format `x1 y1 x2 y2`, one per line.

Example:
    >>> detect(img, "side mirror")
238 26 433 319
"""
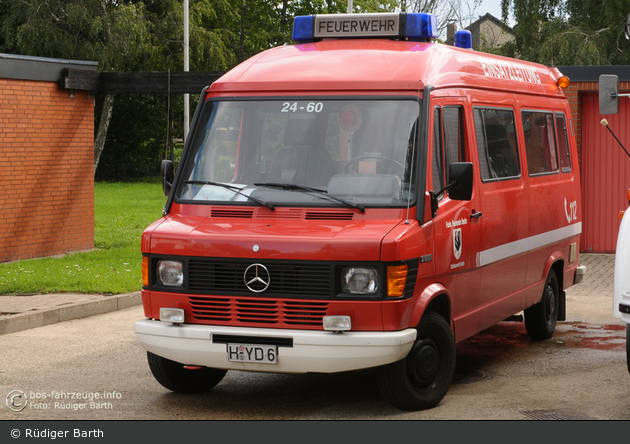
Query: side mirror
599 74 619 115
448 162 473 201
161 160 174 197
430 162 473 218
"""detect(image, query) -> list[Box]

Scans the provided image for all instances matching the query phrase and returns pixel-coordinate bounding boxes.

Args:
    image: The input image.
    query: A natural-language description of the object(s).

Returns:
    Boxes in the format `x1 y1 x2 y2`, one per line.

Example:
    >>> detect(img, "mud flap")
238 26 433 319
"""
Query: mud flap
558 290 566 321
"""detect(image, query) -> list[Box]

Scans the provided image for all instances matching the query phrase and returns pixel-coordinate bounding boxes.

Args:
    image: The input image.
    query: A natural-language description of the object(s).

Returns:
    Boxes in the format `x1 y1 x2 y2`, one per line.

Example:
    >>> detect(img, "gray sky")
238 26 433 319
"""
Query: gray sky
473 0 516 26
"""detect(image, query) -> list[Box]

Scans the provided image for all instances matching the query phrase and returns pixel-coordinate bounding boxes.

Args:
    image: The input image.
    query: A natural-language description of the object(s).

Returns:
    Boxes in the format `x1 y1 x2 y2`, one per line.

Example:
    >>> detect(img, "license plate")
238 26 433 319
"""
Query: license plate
227 343 277 364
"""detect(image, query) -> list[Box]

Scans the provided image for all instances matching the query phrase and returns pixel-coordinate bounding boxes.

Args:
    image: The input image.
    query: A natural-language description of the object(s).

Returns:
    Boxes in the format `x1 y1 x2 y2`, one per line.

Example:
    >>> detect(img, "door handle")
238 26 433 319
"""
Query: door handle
470 210 482 220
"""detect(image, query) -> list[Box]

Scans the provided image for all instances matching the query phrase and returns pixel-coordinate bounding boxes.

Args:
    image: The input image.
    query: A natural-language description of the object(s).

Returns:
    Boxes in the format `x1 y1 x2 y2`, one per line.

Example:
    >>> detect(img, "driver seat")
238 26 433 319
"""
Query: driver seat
267 119 333 187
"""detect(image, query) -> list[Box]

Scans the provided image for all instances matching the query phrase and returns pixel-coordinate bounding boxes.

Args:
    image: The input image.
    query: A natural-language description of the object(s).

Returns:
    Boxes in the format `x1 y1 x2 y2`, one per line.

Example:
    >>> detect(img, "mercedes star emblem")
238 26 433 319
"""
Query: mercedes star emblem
244 263 270 293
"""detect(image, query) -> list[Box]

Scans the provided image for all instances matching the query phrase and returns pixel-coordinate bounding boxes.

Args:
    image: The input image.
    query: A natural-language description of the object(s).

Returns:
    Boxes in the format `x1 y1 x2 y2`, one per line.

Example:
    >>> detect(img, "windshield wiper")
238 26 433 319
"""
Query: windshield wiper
254 182 365 213
184 180 275 211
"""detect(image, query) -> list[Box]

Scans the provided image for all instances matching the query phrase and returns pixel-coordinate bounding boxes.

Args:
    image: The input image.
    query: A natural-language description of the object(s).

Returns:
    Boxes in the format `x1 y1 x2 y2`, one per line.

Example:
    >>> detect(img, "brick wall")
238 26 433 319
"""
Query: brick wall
0 78 94 263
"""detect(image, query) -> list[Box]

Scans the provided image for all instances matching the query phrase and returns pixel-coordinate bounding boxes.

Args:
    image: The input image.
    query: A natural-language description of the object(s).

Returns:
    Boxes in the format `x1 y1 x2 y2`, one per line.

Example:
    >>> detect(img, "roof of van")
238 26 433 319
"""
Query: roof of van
208 39 566 97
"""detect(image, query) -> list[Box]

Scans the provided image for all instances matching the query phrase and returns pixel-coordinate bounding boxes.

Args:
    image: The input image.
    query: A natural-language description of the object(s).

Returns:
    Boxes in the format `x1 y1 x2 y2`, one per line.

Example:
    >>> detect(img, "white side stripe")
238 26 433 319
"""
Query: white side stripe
476 222 582 267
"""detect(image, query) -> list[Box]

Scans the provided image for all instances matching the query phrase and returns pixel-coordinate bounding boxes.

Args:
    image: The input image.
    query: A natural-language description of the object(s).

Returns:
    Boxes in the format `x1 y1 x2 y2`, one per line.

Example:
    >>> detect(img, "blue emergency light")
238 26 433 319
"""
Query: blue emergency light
292 13 439 42
405 13 439 40
454 30 473 49
293 15 315 41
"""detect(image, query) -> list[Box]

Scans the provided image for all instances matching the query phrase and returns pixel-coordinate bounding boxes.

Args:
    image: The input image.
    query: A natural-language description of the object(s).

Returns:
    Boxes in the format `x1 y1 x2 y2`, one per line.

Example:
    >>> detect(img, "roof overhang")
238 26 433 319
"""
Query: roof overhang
0 53 98 82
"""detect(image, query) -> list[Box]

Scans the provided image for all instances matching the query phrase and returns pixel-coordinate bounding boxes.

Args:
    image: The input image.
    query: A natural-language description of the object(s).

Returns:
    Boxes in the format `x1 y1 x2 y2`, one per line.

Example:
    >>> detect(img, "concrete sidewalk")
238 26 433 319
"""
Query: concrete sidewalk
0 253 616 335
0 291 141 335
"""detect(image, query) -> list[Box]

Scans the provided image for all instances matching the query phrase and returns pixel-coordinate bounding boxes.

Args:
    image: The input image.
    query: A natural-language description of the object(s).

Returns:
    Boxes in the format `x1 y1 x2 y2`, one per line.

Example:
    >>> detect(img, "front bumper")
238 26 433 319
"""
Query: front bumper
574 265 587 285
135 319 417 374
619 292 630 325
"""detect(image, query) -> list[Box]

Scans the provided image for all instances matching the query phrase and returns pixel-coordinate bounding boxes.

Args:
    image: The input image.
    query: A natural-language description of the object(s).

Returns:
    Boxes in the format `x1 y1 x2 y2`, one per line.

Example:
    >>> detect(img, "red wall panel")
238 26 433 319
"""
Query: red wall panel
581 92 630 252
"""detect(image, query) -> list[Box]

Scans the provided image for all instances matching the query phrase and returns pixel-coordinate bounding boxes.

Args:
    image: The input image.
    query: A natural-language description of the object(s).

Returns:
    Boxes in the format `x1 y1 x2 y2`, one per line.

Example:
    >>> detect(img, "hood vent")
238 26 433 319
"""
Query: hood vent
211 208 254 218
210 207 354 221
255 208 303 219
305 210 354 220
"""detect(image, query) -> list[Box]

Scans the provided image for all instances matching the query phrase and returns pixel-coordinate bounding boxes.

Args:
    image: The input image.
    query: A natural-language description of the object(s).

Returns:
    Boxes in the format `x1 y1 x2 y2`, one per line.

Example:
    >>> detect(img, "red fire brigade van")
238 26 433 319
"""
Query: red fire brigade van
135 12 586 411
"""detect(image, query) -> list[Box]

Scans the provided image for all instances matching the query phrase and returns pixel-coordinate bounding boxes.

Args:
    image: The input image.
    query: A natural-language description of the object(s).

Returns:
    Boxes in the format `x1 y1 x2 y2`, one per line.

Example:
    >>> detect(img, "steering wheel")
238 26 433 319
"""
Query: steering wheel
344 154 405 175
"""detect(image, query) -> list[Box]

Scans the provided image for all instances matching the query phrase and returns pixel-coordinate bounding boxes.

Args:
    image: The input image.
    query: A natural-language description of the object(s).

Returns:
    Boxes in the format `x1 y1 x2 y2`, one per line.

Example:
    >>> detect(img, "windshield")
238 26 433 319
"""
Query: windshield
176 98 420 207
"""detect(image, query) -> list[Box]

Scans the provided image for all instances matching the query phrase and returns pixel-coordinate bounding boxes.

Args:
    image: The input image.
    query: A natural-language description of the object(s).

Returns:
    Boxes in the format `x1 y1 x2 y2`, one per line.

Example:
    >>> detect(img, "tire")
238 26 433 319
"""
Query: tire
525 269 560 341
147 352 227 394
626 324 630 374
376 311 456 411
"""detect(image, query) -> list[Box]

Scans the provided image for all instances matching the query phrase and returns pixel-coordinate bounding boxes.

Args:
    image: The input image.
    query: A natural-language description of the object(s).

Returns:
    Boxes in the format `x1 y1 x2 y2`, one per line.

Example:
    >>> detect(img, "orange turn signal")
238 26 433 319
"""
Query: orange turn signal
557 76 570 88
387 264 408 297
142 256 149 287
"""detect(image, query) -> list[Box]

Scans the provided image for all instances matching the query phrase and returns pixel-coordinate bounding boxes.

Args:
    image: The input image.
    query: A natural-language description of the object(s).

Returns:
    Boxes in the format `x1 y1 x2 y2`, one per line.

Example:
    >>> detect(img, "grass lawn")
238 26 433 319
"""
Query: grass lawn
0 181 165 295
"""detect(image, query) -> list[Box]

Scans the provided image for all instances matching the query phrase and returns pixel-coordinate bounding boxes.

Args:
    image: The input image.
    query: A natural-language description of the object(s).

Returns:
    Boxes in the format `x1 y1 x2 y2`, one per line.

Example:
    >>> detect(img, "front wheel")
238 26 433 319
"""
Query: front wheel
525 269 560 341
376 311 456 411
147 352 227 394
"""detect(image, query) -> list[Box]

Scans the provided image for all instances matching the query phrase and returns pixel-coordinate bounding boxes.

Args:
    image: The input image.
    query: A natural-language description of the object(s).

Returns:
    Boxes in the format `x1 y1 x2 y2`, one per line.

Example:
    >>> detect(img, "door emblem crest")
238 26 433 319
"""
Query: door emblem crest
453 228 462 260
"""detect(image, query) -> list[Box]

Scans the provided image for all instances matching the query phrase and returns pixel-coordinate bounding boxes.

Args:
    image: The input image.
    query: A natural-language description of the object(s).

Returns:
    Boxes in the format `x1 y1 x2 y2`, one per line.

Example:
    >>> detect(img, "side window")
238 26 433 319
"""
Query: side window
474 108 520 181
432 107 444 192
443 107 465 177
522 110 559 175
432 105 464 198
555 112 571 172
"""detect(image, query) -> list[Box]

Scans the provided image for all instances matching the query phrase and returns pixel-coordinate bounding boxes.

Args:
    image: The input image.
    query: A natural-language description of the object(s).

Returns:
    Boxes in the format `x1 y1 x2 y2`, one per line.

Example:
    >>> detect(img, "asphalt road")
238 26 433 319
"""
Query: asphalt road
1 300 629 421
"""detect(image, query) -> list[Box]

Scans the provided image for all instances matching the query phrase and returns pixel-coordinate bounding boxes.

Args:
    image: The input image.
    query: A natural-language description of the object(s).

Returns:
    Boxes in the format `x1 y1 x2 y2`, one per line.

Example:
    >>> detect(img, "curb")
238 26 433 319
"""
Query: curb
0 292 142 335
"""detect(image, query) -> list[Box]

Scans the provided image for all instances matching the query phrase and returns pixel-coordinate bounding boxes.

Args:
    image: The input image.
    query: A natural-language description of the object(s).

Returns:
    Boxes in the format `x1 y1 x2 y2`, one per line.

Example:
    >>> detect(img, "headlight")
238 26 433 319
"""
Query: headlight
157 260 184 286
160 307 185 324
342 267 379 294
323 315 352 332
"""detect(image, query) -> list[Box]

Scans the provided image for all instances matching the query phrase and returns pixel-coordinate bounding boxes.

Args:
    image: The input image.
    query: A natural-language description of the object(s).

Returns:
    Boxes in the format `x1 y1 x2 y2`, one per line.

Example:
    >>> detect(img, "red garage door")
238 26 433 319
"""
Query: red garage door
581 93 630 252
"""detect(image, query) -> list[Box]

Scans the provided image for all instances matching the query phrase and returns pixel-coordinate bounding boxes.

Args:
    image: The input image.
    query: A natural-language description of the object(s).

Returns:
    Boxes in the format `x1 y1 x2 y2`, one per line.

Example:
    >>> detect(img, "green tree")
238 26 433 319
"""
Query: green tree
0 0 232 178
499 0 630 65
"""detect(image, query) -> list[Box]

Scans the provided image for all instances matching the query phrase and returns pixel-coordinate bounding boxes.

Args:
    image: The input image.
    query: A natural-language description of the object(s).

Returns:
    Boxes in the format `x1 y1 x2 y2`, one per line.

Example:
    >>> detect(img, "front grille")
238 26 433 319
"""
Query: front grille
190 296 329 328
188 260 332 298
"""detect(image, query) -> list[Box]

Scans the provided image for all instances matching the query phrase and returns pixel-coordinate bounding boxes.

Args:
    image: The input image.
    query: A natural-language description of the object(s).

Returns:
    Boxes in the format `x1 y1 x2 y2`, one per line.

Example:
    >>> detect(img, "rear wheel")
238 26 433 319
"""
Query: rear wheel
525 269 559 341
147 352 227 394
376 311 456 411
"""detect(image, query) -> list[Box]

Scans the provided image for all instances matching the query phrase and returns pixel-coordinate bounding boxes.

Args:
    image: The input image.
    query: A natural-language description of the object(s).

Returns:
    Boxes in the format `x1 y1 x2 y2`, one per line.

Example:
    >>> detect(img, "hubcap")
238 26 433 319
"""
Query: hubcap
409 339 439 387
545 284 556 324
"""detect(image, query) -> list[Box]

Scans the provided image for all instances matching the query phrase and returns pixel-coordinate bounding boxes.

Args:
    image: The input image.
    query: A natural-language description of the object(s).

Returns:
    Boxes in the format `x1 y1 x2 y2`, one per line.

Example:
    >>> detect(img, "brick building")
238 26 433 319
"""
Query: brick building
0 54 98 263
466 13 515 50
446 14 515 50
